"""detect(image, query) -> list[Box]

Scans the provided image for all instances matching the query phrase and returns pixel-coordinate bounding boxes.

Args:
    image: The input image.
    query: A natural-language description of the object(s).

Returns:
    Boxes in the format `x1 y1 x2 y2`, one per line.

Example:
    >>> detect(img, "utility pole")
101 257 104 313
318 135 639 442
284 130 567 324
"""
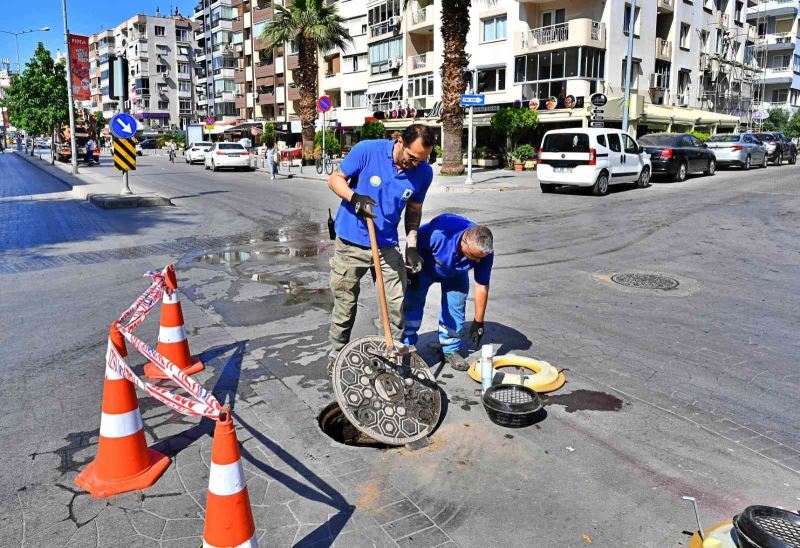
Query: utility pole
61 0 78 174
622 0 636 134
464 69 476 185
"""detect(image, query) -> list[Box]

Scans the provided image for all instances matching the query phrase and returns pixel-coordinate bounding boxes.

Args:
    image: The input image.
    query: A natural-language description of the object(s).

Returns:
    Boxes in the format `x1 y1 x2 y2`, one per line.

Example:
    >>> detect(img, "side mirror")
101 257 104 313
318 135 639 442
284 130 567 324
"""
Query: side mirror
703 143 708 148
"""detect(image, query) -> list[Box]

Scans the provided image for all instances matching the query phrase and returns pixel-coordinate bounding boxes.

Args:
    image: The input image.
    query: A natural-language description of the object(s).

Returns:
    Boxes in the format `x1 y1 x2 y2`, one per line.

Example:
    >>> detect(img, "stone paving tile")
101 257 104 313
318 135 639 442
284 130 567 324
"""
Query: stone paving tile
293 522 333 546
260 524 301 547
758 443 800 462
162 517 206 540
127 509 166 539
142 492 204 520
288 497 343 524
396 525 452 548
383 512 436 540
371 499 420 525
24 519 76 548
95 506 138 545
250 502 299 530
63 520 98 547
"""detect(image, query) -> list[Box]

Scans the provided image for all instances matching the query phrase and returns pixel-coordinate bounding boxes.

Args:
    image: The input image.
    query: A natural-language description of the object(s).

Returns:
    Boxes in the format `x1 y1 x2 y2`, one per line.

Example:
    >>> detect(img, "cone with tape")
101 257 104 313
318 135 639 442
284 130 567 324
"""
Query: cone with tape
75 323 171 498
203 408 258 548
144 264 204 379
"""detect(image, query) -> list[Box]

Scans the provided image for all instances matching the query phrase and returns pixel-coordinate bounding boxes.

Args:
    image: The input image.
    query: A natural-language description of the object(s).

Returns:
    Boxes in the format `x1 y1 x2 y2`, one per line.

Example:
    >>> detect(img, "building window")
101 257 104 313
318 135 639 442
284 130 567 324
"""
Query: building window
157 44 169 54
513 47 604 84
775 17 793 34
772 54 790 69
772 89 789 103
477 66 506 92
735 2 743 22
794 54 800 72
623 4 640 35
155 26 166 37
178 62 190 74
253 21 270 37
481 15 507 42
368 36 403 75
407 73 434 98
176 29 190 42
679 23 690 50
141 99 150 109
158 100 169 109
541 9 565 27
368 0 402 38
156 64 168 73
179 81 192 92
179 99 192 113
621 59 641 90
345 90 367 108
178 46 191 56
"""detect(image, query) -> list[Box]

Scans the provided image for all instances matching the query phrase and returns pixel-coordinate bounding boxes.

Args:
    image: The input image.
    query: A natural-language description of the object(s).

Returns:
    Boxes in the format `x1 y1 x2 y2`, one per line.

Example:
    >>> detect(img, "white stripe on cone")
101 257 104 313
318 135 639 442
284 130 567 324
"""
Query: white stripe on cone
163 291 180 304
158 325 188 343
208 461 246 497
99 409 143 438
105 341 125 381
203 532 258 548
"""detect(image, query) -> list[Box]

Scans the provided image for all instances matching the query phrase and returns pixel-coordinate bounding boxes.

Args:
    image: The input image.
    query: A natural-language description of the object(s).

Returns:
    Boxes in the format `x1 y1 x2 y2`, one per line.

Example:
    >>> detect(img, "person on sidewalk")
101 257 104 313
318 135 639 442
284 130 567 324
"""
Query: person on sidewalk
265 139 277 180
85 138 95 165
326 123 435 375
402 214 494 371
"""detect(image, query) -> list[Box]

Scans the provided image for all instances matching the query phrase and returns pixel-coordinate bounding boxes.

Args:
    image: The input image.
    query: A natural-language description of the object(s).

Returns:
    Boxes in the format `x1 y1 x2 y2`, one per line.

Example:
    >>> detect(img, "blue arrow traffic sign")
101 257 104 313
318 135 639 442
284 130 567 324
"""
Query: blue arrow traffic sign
110 112 137 139
459 94 485 107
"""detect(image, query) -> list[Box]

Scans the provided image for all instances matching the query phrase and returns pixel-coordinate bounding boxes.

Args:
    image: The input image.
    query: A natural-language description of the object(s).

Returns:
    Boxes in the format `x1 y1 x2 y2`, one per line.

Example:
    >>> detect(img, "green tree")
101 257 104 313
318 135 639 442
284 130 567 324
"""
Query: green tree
786 110 800 139
359 120 385 140
314 129 341 157
1 43 69 161
762 107 789 132
261 0 352 161
259 122 277 147
490 107 539 149
93 111 106 134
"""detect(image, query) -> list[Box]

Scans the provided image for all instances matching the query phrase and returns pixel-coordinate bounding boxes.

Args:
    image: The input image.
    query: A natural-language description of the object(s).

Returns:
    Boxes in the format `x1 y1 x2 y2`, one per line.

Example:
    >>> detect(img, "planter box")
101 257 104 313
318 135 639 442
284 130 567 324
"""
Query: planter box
476 158 500 167
524 160 536 170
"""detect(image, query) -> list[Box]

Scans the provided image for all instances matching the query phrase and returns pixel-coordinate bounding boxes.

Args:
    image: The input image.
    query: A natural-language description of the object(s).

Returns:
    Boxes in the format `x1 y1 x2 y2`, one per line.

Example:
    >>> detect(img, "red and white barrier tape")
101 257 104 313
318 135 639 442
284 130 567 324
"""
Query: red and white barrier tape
108 265 222 420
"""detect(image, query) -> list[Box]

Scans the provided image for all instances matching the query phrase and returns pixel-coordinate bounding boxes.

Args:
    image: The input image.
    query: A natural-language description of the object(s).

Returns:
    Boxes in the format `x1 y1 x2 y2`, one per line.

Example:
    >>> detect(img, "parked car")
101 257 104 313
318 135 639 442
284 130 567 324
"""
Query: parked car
185 141 213 164
135 138 157 156
705 133 767 169
754 132 790 165
204 142 253 172
637 133 716 182
537 128 651 196
771 131 798 165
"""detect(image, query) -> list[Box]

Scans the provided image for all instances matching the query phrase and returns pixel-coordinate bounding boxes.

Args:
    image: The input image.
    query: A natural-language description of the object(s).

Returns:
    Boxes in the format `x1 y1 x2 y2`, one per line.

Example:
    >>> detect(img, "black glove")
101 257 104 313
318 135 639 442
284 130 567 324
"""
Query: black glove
350 192 377 219
469 321 484 346
405 247 423 274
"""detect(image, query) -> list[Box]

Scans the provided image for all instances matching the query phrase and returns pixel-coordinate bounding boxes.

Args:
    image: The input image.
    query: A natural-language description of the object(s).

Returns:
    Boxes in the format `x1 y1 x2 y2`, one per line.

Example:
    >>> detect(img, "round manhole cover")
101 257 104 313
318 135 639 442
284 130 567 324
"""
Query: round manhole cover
611 273 679 291
332 336 441 446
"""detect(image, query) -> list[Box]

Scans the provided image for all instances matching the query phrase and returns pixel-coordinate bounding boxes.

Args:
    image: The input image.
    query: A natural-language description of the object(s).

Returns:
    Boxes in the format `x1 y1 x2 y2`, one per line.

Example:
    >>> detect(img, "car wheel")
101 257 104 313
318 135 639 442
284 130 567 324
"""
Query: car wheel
673 161 687 182
212 162 218 172
744 155 751 170
704 159 716 176
204 162 210 170
592 172 609 196
773 152 782 166
761 153 768 168
636 167 650 188
540 183 555 193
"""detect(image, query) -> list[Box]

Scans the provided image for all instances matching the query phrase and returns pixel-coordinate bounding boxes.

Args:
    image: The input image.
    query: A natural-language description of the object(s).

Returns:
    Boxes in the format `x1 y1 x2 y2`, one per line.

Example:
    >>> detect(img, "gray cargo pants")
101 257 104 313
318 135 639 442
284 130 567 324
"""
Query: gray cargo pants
328 237 407 365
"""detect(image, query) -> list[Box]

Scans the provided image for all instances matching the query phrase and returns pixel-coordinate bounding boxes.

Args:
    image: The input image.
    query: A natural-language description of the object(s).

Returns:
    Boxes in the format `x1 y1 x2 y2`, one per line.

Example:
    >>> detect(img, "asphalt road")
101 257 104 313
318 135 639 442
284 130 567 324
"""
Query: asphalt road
1 150 799 547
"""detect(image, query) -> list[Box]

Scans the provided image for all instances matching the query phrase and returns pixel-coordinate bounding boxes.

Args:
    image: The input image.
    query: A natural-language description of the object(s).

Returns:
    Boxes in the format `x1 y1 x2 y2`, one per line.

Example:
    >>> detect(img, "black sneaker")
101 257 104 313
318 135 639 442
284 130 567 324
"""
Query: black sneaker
444 353 469 371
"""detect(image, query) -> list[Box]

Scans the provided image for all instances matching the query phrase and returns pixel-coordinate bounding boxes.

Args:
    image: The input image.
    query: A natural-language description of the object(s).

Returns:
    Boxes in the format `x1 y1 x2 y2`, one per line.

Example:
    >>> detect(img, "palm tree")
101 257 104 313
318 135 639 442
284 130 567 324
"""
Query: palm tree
261 0 352 161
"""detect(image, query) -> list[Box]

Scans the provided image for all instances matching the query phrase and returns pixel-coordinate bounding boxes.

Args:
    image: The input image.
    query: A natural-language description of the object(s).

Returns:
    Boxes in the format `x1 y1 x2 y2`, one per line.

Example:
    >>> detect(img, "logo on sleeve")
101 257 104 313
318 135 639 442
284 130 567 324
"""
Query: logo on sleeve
369 175 382 187
400 188 413 201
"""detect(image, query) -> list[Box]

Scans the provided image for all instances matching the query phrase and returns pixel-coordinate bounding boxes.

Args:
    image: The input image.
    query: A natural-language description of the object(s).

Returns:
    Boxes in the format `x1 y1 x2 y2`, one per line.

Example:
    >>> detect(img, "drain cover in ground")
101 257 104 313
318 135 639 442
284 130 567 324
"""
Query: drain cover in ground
332 336 441 446
611 273 679 290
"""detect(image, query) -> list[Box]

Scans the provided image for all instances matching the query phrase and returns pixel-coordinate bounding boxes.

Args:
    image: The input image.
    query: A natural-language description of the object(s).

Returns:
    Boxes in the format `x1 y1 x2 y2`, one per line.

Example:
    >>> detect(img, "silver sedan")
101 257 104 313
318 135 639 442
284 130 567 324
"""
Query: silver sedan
706 133 767 170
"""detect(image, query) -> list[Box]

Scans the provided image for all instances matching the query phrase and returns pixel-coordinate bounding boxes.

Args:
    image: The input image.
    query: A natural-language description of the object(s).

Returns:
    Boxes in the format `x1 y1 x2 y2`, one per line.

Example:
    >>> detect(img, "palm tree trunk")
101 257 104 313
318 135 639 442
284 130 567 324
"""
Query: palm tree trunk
297 37 318 163
439 0 471 176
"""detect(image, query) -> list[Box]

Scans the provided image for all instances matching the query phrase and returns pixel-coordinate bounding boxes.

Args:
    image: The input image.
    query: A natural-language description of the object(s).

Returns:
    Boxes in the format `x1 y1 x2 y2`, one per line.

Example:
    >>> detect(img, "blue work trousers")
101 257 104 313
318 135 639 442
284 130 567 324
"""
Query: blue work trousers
402 270 469 355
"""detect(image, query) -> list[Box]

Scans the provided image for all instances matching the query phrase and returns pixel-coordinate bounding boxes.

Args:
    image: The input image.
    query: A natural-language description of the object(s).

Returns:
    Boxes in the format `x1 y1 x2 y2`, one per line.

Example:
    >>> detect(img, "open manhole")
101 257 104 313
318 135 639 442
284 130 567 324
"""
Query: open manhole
318 402 389 449
611 273 679 291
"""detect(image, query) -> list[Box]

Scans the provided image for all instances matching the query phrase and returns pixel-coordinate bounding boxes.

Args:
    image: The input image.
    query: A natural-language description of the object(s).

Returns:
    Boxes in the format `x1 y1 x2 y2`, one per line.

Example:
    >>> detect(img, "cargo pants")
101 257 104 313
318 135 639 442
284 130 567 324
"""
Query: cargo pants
328 237 407 365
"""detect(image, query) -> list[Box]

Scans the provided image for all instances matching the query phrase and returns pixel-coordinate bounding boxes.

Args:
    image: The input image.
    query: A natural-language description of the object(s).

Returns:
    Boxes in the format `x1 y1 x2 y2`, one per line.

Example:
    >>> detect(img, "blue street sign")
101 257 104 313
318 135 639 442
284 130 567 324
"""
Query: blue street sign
110 112 137 139
459 94 485 107
317 95 332 113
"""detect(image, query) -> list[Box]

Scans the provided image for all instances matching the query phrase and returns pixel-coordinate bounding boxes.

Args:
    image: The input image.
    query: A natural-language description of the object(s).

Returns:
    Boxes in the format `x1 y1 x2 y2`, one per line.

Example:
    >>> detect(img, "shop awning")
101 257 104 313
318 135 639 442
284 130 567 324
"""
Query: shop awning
367 78 403 96
641 104 740 127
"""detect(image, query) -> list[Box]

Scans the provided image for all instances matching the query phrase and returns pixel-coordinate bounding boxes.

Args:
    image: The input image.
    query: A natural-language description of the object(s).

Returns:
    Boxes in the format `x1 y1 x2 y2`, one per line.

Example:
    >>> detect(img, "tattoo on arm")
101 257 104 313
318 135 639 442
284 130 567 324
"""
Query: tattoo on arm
405 201 423 247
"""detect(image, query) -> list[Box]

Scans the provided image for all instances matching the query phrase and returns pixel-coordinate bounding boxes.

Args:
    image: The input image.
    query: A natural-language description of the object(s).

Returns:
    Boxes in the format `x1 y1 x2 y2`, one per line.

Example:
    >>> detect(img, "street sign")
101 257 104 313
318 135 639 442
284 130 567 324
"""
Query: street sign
752 110 769 121
459 94 486 106
113 138 137 171
205 116 215 125
589 121 605 128
317 95 332 112
590 93 608 108
110 112 137 139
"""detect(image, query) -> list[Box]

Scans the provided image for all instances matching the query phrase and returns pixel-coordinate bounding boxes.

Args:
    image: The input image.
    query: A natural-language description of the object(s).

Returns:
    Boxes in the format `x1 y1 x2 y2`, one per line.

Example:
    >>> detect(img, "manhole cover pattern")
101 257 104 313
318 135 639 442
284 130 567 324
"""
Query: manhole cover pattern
489 386 536 405
611 273 679 290
754 516 800 545
332 336 441 446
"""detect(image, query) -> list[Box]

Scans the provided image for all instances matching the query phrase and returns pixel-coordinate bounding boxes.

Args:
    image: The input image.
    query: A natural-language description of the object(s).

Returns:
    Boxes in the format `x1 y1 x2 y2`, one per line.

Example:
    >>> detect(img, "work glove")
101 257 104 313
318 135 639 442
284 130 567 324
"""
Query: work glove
350 192 377 219
469 321 485 346
405 247 423 274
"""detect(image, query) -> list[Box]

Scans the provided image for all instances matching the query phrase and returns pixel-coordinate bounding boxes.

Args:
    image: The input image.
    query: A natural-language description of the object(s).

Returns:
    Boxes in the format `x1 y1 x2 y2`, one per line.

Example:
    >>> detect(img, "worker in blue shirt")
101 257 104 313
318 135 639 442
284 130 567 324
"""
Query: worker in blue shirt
326 124 435 374
402 214 494 371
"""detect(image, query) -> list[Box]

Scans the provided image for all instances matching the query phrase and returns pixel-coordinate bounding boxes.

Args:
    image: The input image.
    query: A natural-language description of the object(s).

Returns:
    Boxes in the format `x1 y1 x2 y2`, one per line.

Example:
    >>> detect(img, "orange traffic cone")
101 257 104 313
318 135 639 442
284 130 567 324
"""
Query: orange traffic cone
75 323 171 498
203 409 257 548
144 264 204 379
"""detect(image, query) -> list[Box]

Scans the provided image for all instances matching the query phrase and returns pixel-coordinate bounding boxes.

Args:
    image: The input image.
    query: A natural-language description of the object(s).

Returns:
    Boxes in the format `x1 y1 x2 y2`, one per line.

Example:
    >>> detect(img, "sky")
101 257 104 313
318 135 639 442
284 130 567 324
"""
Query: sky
0 0 196 72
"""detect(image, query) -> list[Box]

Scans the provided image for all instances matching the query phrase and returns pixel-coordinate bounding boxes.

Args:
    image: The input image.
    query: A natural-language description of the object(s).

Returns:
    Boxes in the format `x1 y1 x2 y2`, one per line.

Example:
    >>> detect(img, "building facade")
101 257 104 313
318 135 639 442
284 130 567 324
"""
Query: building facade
192 0 238 123
89 9 199 135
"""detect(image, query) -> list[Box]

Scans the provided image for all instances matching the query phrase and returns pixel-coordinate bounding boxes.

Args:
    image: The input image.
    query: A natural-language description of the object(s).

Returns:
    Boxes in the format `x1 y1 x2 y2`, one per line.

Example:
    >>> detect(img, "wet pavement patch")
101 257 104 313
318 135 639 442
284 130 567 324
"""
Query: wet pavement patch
318 402 389 449
543 390 625 413
611 273 679 291
193 250 252 265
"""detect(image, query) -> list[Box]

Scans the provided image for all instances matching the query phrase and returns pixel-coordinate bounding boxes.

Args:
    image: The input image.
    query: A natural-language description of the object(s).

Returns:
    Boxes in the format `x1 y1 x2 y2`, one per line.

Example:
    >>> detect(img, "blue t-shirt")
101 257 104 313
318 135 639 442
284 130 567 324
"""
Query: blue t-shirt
334 139 433 248
418 214 493 285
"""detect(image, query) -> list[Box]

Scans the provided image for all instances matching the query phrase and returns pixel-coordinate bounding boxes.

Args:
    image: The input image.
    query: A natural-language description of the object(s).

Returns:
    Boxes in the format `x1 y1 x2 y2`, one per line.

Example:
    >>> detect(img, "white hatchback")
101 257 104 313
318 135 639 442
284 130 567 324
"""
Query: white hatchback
186 141 213 164
204 142 253 172
537 128 651 196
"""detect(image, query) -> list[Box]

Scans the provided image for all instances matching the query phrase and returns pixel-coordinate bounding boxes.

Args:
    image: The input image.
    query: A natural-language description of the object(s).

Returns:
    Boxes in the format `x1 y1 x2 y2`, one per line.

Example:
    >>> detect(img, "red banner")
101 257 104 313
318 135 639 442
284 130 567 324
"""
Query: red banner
68 34 90 101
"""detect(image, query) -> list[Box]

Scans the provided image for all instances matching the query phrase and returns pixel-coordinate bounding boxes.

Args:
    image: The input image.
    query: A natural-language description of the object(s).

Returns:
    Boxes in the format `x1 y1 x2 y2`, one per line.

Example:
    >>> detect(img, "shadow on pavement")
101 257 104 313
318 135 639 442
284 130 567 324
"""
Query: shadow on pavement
415 321 533 367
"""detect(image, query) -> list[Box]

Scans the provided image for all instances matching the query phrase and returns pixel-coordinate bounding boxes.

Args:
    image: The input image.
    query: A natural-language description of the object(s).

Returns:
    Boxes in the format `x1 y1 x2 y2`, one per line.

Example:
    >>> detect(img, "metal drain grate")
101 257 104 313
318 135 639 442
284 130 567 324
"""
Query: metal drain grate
489 385 537 405
611 273 679 291
755 516 800 545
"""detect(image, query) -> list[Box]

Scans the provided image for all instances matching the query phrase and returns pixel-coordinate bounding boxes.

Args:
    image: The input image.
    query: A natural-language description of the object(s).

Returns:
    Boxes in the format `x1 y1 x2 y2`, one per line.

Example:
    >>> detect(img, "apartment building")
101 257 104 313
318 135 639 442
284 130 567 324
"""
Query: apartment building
748 0 800 114
89 10 199 135
192 0 238 123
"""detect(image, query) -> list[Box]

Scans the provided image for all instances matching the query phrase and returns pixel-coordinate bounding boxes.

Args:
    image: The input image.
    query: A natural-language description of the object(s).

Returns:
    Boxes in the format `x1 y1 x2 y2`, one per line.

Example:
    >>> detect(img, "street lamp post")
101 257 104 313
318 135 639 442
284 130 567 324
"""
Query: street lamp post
61 0 78 174
0 27 51 74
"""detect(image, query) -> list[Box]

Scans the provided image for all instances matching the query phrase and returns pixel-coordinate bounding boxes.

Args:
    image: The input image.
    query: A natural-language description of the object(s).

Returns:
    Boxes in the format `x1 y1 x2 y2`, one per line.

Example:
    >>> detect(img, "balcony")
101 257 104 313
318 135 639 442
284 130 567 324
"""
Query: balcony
747 0 798 18
288 85 300 101
323 71 340 90
763 65 793 83
236 95 247 109
213 67 236 79
369 18 401 40
211 18 234 32
253 7 273 23
287 54 300 70
765 32 796 50
232 17 243 32
655 38 672 61
234 68 246 83
255 62 274 78
657 0 674 13
408 6 434 32
258 92 275 105
408 53 430 74
516 19 605 55
178 89 193 98
215 90 236 101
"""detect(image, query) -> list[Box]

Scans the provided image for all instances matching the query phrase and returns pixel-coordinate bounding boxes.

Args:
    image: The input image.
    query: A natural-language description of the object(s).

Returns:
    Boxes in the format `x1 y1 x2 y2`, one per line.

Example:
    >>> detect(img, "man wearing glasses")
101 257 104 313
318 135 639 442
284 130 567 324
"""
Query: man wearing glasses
326 123 435 375
402 214 494 371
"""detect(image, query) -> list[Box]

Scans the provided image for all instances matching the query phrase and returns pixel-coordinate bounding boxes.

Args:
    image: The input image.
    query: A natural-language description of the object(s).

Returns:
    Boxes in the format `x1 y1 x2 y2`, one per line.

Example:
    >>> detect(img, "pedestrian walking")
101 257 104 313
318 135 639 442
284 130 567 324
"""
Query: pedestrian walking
265 139 277 180
85 138 95 165
402 214 494 371
326 123 435 375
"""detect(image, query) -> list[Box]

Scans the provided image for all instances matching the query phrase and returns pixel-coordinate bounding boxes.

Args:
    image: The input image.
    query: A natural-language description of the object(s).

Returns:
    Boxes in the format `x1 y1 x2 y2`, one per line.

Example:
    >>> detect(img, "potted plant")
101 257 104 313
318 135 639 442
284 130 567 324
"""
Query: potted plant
512 144 534 172
433 144 443 165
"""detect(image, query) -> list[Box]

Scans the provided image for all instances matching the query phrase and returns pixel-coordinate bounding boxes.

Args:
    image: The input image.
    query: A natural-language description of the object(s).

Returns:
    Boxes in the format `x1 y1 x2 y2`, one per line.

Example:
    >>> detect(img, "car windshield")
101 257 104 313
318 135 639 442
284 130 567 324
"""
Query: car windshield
218 143 245 150
638 134 678 146
708 135 740 143
542 133 590 152
196 142 212 147
756 134 775 141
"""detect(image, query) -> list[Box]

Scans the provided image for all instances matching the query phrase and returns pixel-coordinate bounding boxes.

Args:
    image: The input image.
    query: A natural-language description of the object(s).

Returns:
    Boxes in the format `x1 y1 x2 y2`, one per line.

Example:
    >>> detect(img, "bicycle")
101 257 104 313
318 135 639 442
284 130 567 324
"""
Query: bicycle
315 155 334 175
168 148 176 163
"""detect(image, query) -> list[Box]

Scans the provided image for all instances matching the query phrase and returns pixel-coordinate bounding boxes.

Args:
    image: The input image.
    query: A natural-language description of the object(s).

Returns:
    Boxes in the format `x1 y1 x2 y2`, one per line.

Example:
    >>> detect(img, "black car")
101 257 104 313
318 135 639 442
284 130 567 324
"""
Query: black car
637 133 716 182
754 133 792 165
772 131 797 165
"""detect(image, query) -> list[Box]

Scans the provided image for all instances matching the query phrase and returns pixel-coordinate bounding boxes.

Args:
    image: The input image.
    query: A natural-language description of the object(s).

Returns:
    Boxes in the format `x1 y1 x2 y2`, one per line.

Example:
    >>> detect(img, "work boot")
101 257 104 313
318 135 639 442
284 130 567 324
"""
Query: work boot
444 353 469 371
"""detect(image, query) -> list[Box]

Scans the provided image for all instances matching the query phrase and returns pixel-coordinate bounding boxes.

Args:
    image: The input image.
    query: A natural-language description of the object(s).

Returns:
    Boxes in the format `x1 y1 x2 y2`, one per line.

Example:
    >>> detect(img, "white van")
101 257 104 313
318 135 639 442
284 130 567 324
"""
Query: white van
537 128 651 196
